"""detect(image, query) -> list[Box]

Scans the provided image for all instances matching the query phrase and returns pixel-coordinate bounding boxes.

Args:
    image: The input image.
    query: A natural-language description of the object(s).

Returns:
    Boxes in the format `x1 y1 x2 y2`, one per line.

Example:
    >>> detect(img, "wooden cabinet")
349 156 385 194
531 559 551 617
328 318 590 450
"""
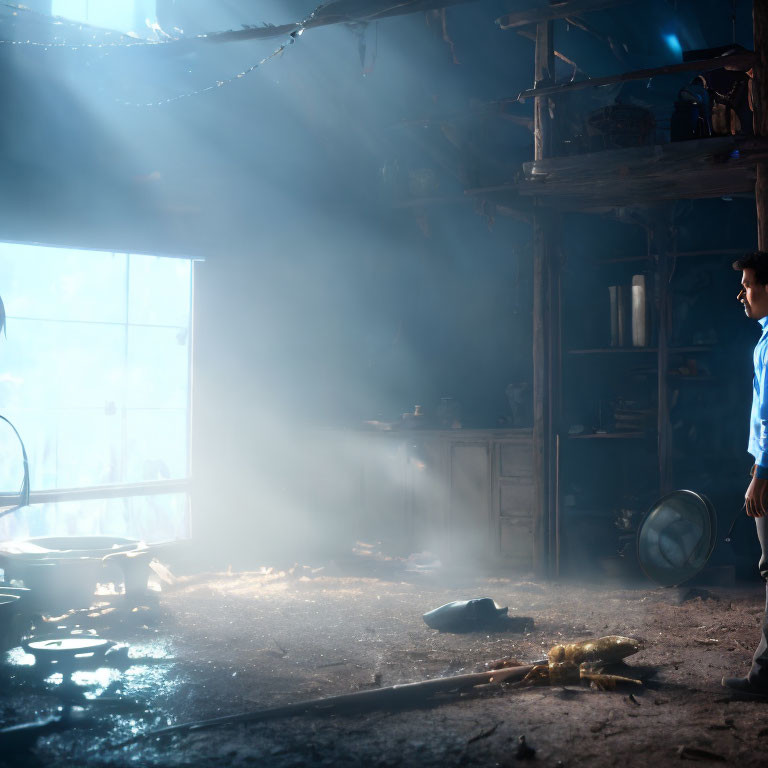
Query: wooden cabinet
333 429 534 570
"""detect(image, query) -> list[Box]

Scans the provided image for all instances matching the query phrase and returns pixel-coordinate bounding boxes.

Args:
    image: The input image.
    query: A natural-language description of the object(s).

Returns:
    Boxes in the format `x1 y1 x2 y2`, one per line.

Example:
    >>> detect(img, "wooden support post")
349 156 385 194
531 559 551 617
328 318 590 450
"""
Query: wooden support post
534 21 555 162
532 21 556 576
647 212 673 495
754 0 768 249
532 209 550 576
549 256 562 577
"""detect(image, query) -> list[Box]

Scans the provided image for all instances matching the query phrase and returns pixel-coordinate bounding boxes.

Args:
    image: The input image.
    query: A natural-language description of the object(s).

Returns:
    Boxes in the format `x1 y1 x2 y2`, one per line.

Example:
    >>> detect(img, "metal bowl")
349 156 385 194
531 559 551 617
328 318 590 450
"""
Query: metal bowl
0 536 143 611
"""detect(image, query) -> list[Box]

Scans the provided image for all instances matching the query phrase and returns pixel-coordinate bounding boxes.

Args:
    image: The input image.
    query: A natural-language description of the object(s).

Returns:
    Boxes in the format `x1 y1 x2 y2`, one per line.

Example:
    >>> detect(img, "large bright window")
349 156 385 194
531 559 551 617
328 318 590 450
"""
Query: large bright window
51 1 156 35
0 244 192 542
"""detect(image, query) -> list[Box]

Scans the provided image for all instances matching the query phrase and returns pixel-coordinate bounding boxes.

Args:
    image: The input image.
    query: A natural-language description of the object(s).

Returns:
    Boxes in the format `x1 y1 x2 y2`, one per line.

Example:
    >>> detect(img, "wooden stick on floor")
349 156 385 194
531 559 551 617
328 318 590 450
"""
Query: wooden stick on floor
116 663 541 745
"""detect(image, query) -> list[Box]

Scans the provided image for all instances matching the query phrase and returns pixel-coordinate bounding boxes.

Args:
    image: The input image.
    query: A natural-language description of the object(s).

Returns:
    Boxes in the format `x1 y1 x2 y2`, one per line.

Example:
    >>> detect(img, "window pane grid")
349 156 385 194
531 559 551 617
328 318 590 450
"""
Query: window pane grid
0 243 191 541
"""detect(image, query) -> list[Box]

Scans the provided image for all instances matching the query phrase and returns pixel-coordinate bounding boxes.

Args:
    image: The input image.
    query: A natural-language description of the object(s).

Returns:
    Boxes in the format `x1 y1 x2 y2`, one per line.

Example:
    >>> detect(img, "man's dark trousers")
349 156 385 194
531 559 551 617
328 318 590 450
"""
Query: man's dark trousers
750 515 768 683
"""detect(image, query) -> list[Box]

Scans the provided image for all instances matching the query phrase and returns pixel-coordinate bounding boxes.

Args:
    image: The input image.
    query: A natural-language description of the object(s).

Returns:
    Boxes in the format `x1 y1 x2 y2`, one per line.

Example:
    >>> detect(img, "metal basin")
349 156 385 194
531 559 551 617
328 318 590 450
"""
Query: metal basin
0 536 145 611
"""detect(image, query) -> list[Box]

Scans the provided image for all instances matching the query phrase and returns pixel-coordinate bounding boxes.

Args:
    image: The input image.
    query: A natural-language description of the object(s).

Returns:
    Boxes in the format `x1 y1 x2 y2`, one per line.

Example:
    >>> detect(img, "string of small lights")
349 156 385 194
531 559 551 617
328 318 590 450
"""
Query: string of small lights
115 28 304 108
0 1 312 50
0 1 322 107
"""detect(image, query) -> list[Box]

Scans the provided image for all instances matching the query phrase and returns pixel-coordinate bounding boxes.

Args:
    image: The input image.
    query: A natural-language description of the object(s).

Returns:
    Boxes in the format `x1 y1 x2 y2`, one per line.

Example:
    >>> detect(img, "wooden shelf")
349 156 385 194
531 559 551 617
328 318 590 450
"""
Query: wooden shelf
568 347 656 355
568 345 712 355
668 374 717 382
599 255 651 264
599 249 746 264
670 249 745 259
509 136 768 209
567 432 646 440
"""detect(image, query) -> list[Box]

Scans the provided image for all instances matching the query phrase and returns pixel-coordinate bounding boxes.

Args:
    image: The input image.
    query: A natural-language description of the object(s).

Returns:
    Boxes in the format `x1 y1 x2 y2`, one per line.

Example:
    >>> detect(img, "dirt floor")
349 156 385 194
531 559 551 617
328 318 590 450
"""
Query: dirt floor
4 560 768 767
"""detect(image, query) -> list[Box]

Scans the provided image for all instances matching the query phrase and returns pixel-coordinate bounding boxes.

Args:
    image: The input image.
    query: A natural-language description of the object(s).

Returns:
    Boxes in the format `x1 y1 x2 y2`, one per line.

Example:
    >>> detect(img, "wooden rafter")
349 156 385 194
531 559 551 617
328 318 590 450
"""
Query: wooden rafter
496 0 633 30
514 50 757 102
464 136 768 209
207 0 479 43
208 0 632 44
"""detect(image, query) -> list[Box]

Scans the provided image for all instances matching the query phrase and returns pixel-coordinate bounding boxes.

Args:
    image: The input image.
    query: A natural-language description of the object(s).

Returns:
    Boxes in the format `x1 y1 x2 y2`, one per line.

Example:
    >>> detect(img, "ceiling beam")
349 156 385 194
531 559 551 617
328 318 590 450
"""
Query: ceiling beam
496 0 633 30
513 50 757 102
464 136 768 209
207 0 479 43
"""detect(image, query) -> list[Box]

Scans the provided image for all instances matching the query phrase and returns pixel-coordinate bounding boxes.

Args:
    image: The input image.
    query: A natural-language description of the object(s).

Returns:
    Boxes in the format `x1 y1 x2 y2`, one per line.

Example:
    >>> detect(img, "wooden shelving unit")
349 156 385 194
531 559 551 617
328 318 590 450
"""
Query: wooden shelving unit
508 8 768 576
387 0 768 577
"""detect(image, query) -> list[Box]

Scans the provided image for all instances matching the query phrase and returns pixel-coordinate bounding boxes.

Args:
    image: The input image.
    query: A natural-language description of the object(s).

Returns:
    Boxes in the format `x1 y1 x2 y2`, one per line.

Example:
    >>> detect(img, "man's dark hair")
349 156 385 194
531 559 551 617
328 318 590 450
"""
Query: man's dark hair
732 251 768 284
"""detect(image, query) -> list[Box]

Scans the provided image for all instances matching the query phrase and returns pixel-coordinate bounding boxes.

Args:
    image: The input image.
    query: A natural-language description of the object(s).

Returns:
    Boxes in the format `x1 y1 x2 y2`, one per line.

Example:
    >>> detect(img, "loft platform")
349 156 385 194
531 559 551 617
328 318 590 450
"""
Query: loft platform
465 136 768 210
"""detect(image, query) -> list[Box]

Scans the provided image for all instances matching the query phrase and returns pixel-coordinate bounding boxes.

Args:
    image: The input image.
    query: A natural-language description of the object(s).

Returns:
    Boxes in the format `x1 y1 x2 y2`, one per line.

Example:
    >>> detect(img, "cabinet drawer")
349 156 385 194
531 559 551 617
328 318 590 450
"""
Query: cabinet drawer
498 442 533 478
500 518 534 560
499 480 534 518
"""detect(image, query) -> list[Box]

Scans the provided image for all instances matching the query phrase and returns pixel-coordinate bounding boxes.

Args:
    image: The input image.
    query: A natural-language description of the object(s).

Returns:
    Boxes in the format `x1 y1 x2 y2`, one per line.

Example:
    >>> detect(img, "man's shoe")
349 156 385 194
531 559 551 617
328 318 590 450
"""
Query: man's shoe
721 676 768 696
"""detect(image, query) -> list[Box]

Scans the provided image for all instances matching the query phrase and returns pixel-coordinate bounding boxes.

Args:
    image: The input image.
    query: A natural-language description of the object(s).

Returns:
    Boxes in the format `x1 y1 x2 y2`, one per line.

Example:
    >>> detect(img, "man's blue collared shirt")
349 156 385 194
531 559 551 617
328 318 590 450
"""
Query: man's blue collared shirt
750 316 768 478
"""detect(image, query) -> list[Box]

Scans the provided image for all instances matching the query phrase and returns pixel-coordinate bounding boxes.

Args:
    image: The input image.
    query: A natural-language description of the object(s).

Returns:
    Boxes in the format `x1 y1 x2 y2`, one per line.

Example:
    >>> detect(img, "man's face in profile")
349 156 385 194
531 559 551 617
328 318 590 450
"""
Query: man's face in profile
739 267 768 320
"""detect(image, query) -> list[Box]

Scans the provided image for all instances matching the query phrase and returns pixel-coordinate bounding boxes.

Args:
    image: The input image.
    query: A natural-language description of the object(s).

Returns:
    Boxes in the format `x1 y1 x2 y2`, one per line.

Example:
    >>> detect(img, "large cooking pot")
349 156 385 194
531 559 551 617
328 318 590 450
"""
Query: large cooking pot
0 535 147 611
0 593 20 620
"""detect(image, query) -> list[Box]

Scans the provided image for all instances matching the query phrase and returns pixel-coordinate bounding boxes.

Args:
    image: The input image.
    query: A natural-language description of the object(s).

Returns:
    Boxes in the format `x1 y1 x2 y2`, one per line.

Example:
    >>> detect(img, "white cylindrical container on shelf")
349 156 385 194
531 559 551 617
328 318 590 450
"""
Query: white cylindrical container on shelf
631 274 647 347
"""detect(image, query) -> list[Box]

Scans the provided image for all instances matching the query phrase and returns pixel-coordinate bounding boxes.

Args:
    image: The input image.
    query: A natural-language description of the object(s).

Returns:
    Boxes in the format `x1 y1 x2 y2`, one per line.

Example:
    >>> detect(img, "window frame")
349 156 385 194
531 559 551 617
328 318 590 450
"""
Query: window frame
0 243 194 527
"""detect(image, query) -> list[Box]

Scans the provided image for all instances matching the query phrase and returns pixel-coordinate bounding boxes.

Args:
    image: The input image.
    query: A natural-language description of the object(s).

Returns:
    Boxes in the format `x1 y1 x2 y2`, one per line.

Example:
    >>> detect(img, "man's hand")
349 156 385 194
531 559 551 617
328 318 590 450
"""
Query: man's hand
746 475 768 517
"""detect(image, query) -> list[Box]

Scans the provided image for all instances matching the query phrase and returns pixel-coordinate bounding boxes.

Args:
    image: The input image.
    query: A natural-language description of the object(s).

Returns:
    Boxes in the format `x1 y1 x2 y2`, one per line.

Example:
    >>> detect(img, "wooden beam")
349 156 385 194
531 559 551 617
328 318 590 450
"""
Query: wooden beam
514 51 757 102
466 136 768 209
532 20 556 577
496 0 633 30
754 0 768 249
123 662 542 743
532 208 552 577
207 0 479 43
0 479 189 507
534 21 555 161
547 224 562 578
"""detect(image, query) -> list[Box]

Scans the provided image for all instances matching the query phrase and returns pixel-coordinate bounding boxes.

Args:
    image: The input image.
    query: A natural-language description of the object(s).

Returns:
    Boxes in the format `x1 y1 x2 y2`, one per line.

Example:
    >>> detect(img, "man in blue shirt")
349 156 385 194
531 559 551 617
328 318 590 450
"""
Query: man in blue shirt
724 251 768 694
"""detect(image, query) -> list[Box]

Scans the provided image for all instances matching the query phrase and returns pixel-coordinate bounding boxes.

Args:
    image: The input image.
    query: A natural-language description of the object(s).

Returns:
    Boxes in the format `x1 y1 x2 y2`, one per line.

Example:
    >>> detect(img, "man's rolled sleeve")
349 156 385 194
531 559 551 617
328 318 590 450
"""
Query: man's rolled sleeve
757 351 768 474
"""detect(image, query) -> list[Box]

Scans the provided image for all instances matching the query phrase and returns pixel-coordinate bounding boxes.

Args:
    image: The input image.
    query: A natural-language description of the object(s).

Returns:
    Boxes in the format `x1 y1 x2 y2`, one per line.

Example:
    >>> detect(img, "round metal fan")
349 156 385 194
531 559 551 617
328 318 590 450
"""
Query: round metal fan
637 490 717 587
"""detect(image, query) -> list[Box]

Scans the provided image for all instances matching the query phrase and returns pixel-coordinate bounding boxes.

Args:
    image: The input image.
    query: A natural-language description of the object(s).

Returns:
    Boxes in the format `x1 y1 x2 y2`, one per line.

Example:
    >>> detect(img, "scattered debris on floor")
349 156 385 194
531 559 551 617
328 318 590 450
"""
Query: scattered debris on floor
519 636 644 688
3 568 768 766
548 635 642 665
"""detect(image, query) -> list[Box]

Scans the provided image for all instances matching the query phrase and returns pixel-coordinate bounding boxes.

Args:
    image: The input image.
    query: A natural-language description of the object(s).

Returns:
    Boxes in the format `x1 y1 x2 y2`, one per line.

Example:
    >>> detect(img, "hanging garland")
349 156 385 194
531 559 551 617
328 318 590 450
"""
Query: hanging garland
0 0 465 106
0 1 316 107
